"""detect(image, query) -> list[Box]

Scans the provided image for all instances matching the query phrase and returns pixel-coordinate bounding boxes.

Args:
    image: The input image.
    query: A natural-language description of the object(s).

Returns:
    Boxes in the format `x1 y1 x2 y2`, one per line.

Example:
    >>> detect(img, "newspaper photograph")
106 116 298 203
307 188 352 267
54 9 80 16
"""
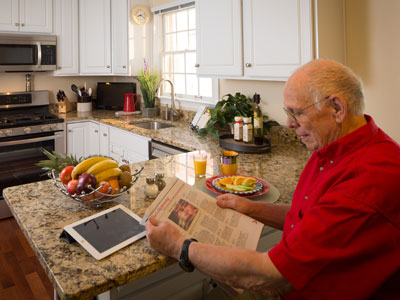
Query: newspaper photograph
142 177 264 251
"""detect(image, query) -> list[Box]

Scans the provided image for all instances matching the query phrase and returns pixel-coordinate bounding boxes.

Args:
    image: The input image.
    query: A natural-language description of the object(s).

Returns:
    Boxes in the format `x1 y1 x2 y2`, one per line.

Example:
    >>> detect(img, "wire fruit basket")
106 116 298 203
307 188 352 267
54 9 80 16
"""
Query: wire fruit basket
49 166 144 206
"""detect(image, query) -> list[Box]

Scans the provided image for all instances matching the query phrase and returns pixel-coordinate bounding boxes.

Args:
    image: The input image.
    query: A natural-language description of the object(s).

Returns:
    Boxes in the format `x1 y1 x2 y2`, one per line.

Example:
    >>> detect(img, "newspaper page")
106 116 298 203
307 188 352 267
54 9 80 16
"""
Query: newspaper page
142 177 263 251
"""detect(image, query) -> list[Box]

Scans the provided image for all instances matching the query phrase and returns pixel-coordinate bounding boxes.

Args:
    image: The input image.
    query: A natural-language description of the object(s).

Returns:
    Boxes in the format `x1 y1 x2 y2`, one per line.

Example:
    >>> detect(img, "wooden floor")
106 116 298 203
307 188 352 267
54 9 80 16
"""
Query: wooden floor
0 217 54 300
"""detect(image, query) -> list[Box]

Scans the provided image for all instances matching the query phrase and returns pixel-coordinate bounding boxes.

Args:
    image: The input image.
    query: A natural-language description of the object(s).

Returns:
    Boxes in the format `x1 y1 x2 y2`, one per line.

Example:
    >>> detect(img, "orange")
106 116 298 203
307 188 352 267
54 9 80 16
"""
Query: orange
218 177 234 186
108 179 120 195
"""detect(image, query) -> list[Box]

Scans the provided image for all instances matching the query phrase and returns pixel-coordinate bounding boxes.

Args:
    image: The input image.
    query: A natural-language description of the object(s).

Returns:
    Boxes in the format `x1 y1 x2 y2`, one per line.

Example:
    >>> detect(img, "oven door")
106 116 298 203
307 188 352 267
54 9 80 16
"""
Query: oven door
0 131 64 219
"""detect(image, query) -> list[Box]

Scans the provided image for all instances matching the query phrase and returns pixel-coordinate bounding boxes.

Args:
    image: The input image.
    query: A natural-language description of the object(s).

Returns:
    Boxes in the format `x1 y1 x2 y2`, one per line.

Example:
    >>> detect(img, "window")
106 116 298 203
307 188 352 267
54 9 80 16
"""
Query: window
155 3 218 106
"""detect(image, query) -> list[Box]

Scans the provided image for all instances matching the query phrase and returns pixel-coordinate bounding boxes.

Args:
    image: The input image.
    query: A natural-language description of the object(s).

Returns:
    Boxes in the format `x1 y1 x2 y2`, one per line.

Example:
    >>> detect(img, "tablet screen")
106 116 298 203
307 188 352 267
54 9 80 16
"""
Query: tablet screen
72 207 145 254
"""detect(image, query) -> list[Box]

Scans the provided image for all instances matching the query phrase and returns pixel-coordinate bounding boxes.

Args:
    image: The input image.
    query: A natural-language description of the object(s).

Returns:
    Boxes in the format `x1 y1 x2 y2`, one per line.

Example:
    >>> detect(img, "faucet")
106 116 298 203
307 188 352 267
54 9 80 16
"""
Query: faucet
156 79 180 121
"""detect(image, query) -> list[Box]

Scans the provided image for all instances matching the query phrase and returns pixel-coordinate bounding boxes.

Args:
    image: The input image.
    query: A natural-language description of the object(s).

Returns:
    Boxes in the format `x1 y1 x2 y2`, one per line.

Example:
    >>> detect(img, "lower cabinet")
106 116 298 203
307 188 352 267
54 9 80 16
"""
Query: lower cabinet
67 121 149 163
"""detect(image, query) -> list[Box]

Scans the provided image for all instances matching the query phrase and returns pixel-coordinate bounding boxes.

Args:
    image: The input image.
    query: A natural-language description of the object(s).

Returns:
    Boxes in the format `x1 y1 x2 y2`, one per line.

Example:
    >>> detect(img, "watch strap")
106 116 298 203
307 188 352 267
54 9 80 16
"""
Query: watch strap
179 238 198 272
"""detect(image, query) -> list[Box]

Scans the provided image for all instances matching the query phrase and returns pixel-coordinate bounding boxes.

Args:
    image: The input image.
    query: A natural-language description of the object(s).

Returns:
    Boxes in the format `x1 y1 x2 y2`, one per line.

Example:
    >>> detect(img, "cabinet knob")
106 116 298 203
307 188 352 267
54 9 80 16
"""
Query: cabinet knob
195 63 199 68
245 63 252 68
21 23 25 27
106 65 111 68
123 66 126 69
15 23 19 26
68 130 72 133
103 133 107 137
95 130 98 133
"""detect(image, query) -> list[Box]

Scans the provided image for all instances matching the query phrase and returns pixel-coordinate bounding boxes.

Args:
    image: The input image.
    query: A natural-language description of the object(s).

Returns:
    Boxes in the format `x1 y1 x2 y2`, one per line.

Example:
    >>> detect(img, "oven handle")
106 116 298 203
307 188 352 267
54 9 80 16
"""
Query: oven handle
0 133 63 147
37 42 42 67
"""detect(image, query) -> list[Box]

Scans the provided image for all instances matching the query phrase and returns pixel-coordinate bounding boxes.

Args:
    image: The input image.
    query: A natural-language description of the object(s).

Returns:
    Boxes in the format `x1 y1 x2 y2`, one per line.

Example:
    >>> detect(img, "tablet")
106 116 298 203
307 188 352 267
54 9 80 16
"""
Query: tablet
63 205 146 260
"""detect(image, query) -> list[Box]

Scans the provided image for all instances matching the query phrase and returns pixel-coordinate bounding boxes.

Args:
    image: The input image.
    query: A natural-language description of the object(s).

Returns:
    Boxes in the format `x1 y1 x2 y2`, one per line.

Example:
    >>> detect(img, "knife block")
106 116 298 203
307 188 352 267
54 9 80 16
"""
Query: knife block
58 97 73 114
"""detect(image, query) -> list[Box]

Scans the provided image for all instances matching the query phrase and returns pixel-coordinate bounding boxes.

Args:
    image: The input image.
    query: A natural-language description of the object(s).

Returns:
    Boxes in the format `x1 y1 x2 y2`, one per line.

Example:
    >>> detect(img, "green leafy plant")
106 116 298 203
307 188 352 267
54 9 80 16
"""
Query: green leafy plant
133 59 160 108
198 93 253 138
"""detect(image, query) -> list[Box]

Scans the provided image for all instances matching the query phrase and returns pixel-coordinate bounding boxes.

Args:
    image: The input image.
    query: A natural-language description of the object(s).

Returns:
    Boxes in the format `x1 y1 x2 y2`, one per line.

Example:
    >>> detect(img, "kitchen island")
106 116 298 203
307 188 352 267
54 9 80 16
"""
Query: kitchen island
3 111 311 299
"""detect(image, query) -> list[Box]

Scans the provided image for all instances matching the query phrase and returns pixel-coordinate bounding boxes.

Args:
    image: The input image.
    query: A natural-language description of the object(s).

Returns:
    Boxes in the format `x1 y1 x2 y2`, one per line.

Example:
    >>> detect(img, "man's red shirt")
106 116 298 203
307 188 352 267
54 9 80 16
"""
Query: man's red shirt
268 115 400 299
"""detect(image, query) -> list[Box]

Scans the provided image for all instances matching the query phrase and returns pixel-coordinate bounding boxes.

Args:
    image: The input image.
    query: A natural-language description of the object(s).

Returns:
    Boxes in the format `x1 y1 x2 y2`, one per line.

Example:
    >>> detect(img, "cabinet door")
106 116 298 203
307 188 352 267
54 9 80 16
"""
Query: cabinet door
111 0 129 75
86 122 100 156
243 0 312 80
79 0 111 74
67 122 89 159
20 0 53 33
109 127 150 160
99 124 110 157
0 0 19 32
196 0 242 77
54 0 79 75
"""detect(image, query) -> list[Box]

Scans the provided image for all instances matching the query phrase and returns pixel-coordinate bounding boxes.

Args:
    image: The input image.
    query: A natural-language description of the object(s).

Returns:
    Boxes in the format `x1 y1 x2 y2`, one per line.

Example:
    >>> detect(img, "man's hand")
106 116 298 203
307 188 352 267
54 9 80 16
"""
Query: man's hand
145 216 185 259
216 193 252 215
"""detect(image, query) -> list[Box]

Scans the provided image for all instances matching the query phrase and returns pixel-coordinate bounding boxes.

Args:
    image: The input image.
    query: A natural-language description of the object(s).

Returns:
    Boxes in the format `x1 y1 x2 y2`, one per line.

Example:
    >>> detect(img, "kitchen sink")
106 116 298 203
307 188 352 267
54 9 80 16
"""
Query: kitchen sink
129 121 175 130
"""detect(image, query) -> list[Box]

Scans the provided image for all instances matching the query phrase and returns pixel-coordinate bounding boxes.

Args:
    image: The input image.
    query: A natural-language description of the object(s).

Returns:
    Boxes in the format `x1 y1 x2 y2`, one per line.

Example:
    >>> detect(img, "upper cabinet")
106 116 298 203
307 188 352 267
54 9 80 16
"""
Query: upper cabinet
54 0 79 75
79 0 129 75
0 0 53 33
54 0 129 76
196 0 345 81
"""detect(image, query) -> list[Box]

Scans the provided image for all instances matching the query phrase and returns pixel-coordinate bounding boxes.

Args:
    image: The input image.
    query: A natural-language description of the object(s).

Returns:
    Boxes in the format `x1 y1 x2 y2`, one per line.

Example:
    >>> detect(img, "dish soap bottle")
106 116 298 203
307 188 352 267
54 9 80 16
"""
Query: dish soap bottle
233 116 243 141
243 117 253 143
253 93 263 145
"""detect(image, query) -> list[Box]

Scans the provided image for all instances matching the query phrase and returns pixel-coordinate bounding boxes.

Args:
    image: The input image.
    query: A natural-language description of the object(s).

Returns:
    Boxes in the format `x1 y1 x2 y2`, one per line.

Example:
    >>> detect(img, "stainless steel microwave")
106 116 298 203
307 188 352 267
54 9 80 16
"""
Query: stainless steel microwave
0 33 57 72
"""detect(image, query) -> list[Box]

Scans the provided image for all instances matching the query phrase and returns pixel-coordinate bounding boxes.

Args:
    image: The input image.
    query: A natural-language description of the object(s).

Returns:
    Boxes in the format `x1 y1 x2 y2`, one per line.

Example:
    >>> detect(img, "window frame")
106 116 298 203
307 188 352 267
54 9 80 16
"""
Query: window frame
152 1 219 109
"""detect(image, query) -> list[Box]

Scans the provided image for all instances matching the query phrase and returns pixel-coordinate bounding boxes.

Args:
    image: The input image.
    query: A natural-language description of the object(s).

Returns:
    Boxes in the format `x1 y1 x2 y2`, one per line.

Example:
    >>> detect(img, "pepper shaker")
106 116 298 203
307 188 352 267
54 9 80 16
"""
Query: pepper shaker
144 177 158 199
155 172 166 191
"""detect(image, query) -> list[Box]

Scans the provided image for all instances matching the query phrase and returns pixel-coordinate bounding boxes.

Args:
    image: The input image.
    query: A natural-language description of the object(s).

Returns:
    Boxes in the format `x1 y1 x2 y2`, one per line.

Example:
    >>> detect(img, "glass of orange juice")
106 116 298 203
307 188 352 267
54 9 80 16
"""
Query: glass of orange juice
194 153 207 177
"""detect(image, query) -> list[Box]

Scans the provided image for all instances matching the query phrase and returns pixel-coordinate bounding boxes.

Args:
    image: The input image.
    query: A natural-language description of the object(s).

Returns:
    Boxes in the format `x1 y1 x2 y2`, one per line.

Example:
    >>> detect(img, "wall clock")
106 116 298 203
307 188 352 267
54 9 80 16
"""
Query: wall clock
131 5 151 25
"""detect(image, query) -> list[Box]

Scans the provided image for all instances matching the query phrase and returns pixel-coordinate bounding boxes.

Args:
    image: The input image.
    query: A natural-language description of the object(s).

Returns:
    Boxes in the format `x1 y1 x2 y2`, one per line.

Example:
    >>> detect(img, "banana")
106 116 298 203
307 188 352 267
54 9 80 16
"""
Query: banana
95 168 122 183
86 159 118 175
71 156 109 179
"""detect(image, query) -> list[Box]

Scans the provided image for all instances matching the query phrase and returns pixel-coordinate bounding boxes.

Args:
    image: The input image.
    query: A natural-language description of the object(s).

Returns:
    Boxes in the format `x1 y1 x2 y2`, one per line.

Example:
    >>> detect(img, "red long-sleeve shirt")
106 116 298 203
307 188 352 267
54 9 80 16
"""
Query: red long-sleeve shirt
269 115 400 299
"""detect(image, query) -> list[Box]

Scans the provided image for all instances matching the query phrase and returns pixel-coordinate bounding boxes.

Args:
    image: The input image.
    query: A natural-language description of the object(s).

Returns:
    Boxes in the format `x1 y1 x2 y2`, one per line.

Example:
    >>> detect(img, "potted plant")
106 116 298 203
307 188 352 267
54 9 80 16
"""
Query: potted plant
197 93 253 138
134 59 160 117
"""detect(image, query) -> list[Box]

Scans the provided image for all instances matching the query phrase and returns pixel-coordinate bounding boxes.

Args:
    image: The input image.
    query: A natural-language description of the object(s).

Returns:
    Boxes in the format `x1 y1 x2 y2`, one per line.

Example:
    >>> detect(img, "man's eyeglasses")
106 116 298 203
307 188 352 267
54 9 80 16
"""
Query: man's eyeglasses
283 96 330 123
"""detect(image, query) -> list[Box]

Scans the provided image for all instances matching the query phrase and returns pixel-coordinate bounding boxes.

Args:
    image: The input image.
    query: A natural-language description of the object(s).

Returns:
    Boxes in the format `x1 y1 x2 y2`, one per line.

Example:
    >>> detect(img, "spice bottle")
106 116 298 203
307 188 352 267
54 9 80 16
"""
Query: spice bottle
233 116 243 141
253 93 263 145
144 177 158 198
155 172 166 191
243 117 253 143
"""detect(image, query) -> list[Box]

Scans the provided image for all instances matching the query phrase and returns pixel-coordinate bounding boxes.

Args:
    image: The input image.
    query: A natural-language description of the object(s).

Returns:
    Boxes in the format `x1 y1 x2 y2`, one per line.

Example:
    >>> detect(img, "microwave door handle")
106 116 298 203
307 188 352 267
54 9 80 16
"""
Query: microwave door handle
37 42 42 67
0 135 61 147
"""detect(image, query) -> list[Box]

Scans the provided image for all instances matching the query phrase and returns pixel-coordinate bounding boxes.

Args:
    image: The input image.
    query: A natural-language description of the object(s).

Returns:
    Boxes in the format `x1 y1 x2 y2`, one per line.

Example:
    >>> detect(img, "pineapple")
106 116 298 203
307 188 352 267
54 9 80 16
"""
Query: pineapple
36 148 82 173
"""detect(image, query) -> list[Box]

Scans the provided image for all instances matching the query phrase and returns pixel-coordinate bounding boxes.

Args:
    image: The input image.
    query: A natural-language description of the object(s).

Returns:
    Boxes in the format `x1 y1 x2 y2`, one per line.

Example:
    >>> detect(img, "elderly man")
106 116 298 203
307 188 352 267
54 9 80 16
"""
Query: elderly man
146 60 400 299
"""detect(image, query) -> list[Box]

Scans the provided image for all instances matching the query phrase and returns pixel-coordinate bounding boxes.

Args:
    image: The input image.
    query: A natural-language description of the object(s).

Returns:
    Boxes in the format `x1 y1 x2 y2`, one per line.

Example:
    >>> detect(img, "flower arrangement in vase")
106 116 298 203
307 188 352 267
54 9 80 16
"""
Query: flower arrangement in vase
133 59 160 117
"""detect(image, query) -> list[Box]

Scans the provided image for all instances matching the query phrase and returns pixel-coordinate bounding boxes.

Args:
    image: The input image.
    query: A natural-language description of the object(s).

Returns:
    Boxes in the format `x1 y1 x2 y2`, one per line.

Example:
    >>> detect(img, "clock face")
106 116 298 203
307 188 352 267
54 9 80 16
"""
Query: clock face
131 6 151 25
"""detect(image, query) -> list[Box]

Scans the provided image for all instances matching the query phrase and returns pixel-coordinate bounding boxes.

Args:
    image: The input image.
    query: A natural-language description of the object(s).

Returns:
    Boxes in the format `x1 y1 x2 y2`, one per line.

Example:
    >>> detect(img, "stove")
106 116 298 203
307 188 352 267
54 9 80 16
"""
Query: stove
0 90 65 219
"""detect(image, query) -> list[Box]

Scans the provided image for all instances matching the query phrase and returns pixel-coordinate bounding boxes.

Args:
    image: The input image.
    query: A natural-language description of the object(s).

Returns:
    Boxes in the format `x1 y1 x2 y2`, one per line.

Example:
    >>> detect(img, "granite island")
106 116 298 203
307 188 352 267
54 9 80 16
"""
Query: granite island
3 112 311 299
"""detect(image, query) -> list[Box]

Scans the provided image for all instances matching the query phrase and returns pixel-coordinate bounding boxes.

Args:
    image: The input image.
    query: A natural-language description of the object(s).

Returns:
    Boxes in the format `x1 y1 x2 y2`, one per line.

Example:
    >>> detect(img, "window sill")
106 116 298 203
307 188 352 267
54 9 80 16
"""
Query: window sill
158 96 216 111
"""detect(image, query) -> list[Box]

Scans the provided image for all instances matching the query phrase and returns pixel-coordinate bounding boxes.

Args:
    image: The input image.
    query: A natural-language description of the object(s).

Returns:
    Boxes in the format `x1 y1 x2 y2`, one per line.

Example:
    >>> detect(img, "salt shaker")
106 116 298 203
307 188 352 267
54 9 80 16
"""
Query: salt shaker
155 172 166 191
145 177 158 198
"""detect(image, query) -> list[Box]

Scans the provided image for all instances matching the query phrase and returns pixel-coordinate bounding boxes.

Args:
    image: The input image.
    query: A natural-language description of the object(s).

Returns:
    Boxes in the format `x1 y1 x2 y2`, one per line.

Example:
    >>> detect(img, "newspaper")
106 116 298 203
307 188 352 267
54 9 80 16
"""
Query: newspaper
141 177 263 251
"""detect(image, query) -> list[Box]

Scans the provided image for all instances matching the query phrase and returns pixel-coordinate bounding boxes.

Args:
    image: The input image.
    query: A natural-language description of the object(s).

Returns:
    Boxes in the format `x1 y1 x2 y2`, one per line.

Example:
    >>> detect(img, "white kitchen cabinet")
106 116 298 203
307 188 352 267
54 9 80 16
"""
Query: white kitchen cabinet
196 0 345 81
196 0 242 77
109 127 150 164
79 0 111 74
54 0 79 75
111 0 129 75
67 121 90 159
99 124 110 157
87 122 101 156
79 0 129 75
0 0 53 33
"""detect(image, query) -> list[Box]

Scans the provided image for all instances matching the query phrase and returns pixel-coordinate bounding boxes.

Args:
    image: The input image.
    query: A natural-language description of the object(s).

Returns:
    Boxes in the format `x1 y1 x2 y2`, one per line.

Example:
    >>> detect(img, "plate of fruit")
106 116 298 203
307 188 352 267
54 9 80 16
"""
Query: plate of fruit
206 175 269 197
38 151 143 206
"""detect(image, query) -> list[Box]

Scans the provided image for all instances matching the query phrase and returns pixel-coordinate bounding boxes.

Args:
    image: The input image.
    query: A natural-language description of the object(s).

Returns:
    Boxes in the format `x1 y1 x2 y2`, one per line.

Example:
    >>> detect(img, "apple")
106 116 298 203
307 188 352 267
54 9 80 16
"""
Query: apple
60 166 75 184
77 173 97 194
66 179 79 195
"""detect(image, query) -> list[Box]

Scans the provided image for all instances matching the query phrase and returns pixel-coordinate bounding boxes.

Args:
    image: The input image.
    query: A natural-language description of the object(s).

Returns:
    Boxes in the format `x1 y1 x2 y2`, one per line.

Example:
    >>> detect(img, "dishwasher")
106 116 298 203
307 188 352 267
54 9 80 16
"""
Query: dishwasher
150 140 188 159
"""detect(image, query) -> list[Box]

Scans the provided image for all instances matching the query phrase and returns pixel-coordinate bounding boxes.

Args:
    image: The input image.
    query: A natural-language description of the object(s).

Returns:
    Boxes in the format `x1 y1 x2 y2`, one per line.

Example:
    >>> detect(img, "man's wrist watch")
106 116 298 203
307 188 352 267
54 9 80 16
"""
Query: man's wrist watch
178 238 198 272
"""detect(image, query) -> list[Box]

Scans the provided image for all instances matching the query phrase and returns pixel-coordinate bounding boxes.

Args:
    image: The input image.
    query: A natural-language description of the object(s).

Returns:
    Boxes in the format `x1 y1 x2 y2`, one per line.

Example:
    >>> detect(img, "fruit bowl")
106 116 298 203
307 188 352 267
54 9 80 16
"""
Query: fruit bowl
49 166 144 207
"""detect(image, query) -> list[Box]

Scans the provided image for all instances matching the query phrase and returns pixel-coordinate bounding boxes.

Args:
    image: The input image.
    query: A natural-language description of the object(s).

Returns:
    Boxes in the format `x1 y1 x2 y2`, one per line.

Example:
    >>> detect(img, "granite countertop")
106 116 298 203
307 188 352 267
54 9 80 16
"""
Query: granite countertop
3 110 311 300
